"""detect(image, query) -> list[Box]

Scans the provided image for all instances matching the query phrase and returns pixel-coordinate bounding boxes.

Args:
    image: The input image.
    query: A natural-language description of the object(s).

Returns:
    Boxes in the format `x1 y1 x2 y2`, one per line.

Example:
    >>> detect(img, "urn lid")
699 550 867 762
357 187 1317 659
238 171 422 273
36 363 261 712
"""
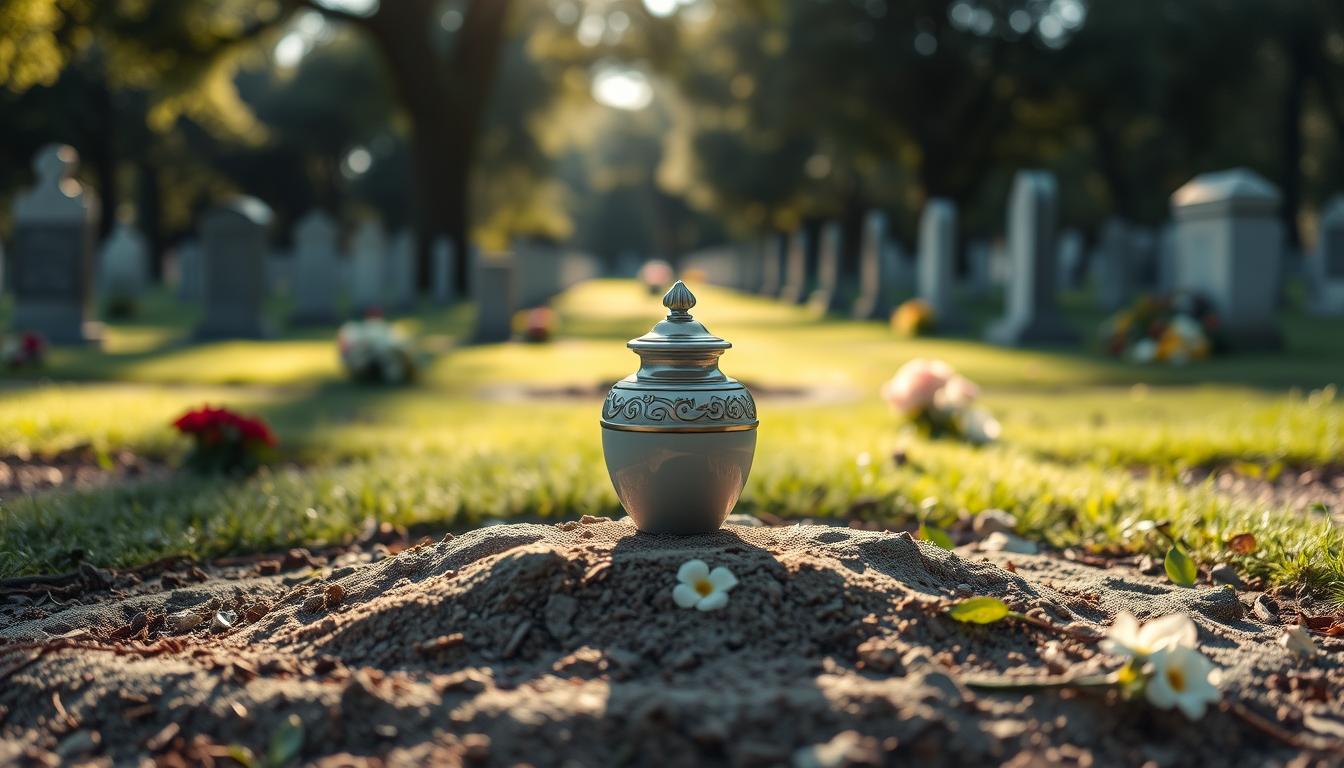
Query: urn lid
627 281 732 353
600 281 758 433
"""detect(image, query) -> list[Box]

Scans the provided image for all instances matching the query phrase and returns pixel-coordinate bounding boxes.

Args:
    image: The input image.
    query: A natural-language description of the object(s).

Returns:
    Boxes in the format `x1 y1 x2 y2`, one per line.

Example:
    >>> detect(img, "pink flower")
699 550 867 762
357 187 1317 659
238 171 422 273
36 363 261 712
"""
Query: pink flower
881 358 954 415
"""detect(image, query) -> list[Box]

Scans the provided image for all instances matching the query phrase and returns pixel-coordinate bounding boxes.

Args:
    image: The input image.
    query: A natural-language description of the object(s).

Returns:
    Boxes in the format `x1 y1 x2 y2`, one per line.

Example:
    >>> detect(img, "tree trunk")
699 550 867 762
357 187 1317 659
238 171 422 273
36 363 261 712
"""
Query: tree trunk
1280 29 1308 252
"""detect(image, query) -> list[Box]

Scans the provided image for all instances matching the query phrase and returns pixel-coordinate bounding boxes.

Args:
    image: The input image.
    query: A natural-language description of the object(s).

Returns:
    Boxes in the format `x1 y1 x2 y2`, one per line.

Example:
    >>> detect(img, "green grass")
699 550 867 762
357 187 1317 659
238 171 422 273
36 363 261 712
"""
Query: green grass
2 280 1343 599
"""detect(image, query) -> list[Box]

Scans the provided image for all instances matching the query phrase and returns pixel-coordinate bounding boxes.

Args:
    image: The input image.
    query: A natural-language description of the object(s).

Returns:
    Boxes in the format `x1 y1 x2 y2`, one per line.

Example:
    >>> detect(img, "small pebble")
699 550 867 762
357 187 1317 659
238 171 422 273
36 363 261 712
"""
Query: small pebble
1210 564 1243 589
212 609 237 632
972 509 1018 536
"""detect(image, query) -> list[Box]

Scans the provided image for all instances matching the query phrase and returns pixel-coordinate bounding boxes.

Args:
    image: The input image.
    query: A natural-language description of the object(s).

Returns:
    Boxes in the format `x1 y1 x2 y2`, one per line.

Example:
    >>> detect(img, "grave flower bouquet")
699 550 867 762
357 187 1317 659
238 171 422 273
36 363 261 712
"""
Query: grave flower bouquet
173 405 277 474
2 332 46 370
1102 293 1221 365
513 306 558 343
881 358 1000 444
338 316 418 384
891 298 936 337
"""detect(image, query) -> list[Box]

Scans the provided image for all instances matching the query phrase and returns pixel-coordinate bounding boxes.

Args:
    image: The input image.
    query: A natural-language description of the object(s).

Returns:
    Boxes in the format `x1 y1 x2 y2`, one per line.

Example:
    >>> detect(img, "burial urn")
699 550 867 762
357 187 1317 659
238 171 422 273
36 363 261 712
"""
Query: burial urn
601 281 758 533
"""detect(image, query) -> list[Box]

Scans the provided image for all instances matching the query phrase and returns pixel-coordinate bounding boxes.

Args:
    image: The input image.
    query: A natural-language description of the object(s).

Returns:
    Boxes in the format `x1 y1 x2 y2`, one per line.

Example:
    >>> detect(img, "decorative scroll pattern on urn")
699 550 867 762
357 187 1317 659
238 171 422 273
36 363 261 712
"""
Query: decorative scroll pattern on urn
602 390 757 428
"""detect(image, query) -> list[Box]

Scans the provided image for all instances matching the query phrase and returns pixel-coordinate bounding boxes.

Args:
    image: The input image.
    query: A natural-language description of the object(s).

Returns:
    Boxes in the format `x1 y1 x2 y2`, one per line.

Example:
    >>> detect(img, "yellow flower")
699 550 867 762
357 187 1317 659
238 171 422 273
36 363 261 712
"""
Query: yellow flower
891 299 936 337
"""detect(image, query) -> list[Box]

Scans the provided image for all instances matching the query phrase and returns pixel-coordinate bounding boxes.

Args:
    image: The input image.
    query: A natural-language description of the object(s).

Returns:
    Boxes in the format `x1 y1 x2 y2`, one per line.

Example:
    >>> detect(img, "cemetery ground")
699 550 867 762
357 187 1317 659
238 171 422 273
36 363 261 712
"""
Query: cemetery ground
1 279 1343 765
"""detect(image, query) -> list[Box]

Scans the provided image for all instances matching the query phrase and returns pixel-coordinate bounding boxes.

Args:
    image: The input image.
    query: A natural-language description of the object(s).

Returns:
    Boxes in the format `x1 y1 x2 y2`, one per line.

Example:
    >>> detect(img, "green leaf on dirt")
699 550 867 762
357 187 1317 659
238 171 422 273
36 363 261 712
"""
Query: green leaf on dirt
268 714 304 767
1165 545 1197 587
918 524 954 550
948 596 1011 624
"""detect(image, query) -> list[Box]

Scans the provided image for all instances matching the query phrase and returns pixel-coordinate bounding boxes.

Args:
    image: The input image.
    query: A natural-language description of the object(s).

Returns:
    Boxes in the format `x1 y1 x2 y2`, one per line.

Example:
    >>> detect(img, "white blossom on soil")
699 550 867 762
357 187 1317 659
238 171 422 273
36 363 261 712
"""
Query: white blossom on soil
673 559 738 612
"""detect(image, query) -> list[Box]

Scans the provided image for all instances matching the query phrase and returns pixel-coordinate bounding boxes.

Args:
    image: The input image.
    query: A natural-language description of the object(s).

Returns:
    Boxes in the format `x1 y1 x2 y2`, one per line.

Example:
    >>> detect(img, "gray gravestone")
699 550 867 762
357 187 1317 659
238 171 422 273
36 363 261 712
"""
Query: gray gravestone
1056 228 1083 292
386 229 417 311
758 234 784 297
807 221 846 316
290 210 341 324
853 211 895 320
1156 224 1178 293
349 220 385 313
176 239 203 302
778 229 812 305
1170 168 1282 348
10 145 100 345
1095 218 1134 312
966 239 992 295
917 200 963 330
1310 196 1344 315
432 236 456 304
516 240 561 307
474 255 515 343
195 197 272 339
97 220 149 314
987 171 1077 346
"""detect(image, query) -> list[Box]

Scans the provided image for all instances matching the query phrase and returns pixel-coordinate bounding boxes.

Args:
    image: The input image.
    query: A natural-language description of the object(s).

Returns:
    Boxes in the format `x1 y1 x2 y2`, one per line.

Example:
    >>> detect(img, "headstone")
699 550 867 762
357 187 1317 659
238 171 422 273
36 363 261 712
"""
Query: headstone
966 239 993 296
1094 218 1134 312
267 250 294 298
177 240 203 302
1130 227 1159 291
1170 168 1282 348
853 211 895 320
10 145 100 345
1056 228 1083 291
1155 224 1178 293
758 234 784 297
194 197 272 339
349 220 386 313
516 240 561 307
778 229 813 305
885 237 915 297
473 254 515 343
1310 195 1344 315
917 200 963 330
386 229 417 311
986 171 1077 346
290 210 341 324
807 221 846 316
432 236 456 304
97 221 149 315
988 241 1010 286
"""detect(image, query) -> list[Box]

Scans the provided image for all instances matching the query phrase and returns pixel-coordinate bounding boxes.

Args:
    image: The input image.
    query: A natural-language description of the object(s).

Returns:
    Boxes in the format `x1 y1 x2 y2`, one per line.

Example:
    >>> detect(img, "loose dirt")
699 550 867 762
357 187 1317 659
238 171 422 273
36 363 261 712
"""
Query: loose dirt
1 519 1340 766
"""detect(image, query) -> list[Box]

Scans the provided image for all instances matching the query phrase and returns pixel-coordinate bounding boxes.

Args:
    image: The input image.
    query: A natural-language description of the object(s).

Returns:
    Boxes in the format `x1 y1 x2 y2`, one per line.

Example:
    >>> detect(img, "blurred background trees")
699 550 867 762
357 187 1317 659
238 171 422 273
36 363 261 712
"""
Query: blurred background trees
5 0 1344 278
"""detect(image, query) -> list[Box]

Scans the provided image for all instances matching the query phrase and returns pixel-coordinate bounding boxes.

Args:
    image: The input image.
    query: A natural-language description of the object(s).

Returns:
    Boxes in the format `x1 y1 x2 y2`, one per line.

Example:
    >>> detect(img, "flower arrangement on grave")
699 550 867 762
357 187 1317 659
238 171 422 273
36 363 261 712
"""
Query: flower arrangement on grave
513 306 558 343
337 315 418 384
891 298 936 337
881 358 1000 444
638 259 674 294
173 405 277 474
1101 293 1221 365
1 332 46 370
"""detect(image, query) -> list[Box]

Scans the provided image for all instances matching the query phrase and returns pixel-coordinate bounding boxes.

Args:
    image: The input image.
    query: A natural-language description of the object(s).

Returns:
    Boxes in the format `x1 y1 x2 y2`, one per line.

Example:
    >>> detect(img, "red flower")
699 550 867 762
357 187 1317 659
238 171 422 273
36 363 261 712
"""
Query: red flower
173 406 276 446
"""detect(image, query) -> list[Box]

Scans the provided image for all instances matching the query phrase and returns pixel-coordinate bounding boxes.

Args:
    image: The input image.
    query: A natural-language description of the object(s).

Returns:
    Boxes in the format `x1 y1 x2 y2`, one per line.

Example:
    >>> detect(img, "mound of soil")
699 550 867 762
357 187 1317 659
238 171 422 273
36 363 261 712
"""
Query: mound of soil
1 519 1340 766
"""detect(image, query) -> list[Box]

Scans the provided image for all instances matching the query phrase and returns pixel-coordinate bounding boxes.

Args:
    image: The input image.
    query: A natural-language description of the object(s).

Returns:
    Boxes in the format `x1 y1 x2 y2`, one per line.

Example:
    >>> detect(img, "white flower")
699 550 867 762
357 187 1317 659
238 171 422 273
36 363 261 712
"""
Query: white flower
961 408 1001 445
1102 611 1198 659
672 559 738 612
1169 315 1205 343
1279 625 1319 659
1129 338 1159 363
1144 646 1221 720
934 374 980 410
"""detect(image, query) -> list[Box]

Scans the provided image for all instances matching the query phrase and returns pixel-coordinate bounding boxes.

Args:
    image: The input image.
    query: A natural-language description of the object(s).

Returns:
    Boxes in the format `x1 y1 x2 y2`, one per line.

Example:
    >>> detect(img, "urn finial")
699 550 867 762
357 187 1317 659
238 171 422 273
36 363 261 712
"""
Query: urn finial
663 280 696 316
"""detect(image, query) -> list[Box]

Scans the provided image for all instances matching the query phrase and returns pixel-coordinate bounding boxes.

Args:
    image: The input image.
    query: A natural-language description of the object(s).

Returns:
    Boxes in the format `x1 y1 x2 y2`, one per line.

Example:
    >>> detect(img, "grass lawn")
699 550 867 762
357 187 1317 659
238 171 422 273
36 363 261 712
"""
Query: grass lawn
2 280 1342 599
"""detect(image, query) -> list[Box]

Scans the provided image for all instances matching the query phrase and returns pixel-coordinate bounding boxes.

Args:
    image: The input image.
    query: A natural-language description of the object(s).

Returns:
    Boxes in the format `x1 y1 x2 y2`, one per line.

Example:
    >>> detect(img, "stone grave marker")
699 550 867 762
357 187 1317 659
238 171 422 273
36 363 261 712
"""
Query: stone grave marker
474 254 516 343
386 229 417 311
1170 168 1283 348
349 220 386 313
97 220 149 315
986 170 1077 346
779 229 813 305
194 196 272 339
10 144 100 345
1094 218 1134 312
432 236 456 304
917 199 963 330
853 211 895 320
515 239 561 307
807 221 846 316
758 234 784 297
1056 228 1083 291
1310 195 1344 315
290 210 341 324
176 239 203 302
